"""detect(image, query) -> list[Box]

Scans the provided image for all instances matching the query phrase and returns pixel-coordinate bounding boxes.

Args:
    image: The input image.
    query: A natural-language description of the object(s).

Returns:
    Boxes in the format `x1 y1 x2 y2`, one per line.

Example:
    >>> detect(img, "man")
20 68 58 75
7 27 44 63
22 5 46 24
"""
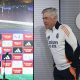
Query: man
42 7 80 80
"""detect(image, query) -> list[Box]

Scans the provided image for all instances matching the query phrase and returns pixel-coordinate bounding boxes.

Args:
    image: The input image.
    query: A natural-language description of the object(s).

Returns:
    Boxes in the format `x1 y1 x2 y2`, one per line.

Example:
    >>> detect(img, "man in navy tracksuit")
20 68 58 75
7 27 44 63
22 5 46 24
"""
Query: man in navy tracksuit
42 7 80 80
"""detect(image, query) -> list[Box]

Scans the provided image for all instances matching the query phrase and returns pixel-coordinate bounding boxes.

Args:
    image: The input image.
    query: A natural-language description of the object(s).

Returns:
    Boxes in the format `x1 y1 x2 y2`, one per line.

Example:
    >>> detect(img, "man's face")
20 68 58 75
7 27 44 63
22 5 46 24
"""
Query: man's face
42 12 57 29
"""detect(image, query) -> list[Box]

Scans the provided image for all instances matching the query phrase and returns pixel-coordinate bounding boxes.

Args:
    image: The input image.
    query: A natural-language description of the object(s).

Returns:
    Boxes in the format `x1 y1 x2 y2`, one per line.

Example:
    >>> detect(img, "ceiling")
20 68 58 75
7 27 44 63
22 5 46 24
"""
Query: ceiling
0 0 33 5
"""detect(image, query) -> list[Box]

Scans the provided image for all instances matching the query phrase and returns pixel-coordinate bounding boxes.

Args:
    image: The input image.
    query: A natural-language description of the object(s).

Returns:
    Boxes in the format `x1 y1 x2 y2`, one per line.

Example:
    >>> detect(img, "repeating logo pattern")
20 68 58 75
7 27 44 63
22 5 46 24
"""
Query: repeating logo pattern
0 33 33 74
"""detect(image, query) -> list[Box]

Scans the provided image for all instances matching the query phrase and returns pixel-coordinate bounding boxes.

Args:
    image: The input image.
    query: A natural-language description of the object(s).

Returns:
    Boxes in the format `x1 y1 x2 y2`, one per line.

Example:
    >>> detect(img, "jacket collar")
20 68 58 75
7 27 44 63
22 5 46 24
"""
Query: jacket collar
55 21 61 29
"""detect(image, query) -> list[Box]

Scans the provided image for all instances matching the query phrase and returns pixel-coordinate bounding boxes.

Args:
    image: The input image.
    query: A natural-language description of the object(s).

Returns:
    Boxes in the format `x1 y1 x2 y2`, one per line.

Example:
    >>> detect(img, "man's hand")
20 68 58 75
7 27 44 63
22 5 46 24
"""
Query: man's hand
69 66 76 80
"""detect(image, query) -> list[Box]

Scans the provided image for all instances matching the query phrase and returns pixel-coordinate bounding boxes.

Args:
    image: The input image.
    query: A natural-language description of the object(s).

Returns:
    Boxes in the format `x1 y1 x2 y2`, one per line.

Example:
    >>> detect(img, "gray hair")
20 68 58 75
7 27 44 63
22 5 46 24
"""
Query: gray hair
42 7 57 17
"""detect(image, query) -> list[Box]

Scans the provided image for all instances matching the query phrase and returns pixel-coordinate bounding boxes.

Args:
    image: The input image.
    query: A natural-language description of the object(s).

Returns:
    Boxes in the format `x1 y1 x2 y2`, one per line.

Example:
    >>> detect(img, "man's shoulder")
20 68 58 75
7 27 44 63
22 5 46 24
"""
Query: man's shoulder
60 24 71 29
60 24 72 36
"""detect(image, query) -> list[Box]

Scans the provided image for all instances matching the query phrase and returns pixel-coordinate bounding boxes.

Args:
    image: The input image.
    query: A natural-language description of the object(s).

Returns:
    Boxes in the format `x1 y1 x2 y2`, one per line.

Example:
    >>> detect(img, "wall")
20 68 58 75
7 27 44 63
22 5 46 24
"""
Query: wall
34 0 59 80
60 0 80 43
34 0 80 80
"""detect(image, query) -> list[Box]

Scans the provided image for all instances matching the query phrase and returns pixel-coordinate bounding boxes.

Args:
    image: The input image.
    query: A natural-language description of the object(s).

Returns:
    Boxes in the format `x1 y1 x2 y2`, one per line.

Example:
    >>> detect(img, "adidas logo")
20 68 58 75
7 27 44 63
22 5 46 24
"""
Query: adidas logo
4 55 10 60
13 48 22 53
14 48 21 53
25 42 31 46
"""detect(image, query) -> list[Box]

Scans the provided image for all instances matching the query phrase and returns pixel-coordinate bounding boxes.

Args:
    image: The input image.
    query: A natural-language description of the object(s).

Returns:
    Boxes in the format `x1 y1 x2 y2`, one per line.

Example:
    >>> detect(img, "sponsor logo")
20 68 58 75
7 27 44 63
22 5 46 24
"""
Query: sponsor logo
13 47 22 53
2 47 12 53
13 54 22 60
24 34 33 40
48 41 58 48
12 68 22 74
2 61 12 67
13 34 23 40
23 54 33 61
2 41 12 47
13 40 23 46
12 61 22 67
2 34 12 40
2 54 12 60
23 68 33 74
24 41 33 47
23 61 33 67
23 47 33 53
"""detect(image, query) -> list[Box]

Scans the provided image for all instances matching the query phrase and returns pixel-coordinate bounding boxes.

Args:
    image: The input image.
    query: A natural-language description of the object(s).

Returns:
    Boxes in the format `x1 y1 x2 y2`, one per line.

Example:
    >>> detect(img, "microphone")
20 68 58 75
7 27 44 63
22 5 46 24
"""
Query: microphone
5 52 9 57
3 52 9 80
4 52 9 62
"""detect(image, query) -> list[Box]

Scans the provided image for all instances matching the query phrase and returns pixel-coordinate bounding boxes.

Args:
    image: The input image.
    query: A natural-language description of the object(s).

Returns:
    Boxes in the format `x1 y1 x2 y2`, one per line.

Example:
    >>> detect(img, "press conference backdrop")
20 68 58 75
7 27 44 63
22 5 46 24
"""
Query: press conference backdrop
34 0 59 80
0 1 33 80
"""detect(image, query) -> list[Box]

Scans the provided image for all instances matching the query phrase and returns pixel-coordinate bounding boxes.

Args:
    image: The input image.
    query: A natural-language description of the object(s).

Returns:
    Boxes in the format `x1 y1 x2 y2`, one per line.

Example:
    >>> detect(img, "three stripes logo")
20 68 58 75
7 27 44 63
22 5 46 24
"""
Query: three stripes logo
24 41 33 47
2 54 12 60
13 47 22 53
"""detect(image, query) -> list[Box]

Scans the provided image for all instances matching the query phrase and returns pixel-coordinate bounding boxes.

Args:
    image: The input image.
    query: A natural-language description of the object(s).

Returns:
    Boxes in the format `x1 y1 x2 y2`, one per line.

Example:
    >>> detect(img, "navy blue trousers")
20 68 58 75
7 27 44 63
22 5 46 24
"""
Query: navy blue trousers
53 67 79 80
